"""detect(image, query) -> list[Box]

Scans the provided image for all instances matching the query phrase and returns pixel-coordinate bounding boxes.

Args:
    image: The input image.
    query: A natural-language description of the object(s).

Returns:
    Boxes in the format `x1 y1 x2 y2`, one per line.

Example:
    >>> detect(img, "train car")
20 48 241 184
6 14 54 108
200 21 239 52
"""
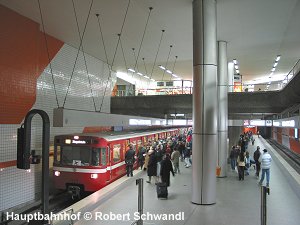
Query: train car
53 128 180 198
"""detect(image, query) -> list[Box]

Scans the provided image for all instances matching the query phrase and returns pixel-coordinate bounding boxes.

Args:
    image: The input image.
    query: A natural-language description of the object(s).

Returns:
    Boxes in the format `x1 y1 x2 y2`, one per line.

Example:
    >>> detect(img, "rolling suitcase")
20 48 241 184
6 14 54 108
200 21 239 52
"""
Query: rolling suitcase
156 182 168 199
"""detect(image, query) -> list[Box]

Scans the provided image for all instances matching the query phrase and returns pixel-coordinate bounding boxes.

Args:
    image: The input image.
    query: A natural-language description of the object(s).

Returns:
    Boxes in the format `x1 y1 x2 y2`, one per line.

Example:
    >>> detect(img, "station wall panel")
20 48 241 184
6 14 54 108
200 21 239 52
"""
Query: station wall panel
0 5 63 124
0 6 116 211
271 127 300 155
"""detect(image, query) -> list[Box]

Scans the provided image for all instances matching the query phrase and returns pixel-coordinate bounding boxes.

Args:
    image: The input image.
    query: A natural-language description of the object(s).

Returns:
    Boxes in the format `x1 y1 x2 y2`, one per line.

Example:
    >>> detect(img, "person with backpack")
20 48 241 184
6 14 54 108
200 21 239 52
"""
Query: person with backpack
237 151 246 180
253 146 261 178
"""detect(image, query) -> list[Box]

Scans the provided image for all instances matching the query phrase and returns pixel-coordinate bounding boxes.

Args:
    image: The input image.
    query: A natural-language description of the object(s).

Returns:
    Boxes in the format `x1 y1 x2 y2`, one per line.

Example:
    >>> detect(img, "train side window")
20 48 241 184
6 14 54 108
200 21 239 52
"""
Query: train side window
91 148 100 166
101 148 106 165
113 144 121 162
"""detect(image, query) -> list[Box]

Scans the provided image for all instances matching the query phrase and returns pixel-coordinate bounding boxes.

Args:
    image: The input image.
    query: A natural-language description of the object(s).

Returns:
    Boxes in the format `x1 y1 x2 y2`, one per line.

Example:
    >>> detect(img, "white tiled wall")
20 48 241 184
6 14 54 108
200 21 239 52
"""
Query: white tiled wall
0 44 116 211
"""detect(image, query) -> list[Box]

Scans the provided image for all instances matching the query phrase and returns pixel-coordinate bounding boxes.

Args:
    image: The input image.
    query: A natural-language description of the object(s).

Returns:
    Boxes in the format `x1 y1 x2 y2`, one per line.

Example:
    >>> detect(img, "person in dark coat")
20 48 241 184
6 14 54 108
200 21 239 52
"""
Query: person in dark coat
160 154 175 187
146 149 157 183
137 145 146 170
253 146 261 178
125 144 135 177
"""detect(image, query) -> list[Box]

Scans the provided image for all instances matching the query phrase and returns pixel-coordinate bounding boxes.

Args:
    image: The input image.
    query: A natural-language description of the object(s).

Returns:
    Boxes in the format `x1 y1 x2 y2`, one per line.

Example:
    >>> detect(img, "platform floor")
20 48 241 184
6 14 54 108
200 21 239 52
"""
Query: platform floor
74 136 300 225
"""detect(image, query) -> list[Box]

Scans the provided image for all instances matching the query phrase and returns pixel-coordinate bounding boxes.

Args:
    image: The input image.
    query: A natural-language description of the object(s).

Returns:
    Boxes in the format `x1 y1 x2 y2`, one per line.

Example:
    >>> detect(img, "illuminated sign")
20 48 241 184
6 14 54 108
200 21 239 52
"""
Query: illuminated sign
295 128 298 139
273 121 280 127
282 120 295 127
234 82 242 92
65 139 71 144
250 120 265 126
72 140 87 144
129 119 151 125
172 120 187 125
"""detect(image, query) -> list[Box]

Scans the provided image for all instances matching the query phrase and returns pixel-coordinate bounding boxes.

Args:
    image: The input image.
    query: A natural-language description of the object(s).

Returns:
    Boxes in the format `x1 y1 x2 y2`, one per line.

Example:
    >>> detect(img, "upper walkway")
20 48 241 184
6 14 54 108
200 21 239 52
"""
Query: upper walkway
59 135 300 225
111 61 300 120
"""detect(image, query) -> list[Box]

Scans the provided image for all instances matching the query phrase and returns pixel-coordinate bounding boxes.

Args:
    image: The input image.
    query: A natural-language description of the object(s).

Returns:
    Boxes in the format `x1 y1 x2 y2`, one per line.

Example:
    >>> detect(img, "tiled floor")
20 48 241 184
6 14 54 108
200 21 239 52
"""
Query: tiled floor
73 136 300 225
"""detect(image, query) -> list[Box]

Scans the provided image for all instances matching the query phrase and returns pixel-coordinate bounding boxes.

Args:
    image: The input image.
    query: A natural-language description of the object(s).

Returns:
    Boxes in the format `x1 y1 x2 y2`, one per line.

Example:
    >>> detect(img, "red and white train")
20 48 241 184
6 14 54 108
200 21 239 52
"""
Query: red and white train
53 128 180 197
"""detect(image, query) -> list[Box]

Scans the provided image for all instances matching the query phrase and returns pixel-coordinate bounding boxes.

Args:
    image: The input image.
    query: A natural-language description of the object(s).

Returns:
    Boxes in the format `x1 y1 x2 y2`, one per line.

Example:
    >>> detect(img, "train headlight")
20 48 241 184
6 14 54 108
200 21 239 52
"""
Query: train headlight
54 171 60 176
91 173 98 179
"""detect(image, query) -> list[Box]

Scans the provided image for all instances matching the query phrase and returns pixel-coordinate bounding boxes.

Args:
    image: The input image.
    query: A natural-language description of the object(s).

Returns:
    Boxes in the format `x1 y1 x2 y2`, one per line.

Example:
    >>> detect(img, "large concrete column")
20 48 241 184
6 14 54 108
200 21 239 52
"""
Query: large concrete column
217 41 228 178
192 0 217 205
228 62 234 92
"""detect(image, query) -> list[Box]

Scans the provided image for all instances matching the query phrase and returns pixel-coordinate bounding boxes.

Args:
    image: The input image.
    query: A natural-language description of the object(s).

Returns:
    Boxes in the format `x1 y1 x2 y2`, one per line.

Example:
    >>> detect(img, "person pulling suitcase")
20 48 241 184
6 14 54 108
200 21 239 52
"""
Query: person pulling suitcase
157 154 175 199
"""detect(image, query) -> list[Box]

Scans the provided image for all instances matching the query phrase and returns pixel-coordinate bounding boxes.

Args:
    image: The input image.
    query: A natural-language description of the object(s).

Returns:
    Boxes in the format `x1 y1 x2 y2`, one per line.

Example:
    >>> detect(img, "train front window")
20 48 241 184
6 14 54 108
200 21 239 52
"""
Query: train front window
91 148 100 166
61 146 91 166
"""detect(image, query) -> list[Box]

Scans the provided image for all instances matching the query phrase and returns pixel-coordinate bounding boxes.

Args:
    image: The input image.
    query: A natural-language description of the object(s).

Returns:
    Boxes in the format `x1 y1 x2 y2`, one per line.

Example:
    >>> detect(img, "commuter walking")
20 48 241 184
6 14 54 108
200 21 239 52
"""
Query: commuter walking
245 151 251 175
155 148 164 183
229 146 237 171
237 151 246 180
258 149 272 187
171 148 180 174
184 143 192 168
160 154 175 187
125 144 135 177
253 146 261 178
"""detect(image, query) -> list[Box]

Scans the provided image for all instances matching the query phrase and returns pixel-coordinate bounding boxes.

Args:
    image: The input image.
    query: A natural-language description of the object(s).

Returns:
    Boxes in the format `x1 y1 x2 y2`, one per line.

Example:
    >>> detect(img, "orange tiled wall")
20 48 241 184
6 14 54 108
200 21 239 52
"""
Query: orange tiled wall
0 5 63 124
272 127 300 155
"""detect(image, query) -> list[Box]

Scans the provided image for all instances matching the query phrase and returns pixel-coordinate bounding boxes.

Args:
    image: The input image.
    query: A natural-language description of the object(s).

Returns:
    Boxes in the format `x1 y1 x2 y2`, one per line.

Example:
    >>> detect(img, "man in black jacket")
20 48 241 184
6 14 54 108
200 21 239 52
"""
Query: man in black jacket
253 146 261 178
125 144 135 177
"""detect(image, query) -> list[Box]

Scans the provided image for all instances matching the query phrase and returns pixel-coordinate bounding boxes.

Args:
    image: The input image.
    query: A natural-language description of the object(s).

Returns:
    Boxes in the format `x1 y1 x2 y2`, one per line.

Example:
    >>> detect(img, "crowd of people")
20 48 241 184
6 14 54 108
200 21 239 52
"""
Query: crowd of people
126 128 273 193
229 131 272 187
125 129 193 188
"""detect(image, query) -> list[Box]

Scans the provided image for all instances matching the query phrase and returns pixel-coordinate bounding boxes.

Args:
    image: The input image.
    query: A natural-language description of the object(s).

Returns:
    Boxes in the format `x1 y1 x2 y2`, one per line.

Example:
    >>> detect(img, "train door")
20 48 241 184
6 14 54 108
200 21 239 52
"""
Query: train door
106 145 112 181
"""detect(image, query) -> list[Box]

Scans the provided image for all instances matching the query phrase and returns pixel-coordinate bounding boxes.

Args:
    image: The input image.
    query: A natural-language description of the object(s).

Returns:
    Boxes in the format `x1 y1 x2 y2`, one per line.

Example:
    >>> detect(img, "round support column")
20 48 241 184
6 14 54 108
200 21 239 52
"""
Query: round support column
217 41 228 178
192 0 217 205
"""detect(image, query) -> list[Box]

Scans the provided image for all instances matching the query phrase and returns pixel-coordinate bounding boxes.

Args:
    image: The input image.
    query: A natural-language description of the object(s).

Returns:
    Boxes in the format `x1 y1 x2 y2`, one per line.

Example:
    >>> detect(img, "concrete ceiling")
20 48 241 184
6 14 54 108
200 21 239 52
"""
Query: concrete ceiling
1 0 300 83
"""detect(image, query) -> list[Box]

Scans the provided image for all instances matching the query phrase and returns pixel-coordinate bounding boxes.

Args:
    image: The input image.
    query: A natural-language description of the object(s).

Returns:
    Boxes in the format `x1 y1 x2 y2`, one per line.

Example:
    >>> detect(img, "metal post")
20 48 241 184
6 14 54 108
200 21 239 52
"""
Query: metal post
24 109 50 218
136 178 144 225
261 186 270 225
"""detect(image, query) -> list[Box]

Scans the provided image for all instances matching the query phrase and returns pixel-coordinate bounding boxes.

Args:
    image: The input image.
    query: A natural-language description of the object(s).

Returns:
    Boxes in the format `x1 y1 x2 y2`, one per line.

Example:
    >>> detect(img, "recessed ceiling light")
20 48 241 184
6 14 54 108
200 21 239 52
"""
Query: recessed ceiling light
233 59 237 64
128 68 135 73
137 72 143 76
271 68 275 72
158 65 166 70
166 70 172 74
273 62 278 67
275 55 281 62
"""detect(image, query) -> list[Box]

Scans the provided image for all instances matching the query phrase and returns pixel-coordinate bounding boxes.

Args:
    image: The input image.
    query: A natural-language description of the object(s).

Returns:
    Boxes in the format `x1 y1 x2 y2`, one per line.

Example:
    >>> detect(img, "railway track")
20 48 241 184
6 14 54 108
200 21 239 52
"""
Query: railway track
0 191 79 225
267 139 300 174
